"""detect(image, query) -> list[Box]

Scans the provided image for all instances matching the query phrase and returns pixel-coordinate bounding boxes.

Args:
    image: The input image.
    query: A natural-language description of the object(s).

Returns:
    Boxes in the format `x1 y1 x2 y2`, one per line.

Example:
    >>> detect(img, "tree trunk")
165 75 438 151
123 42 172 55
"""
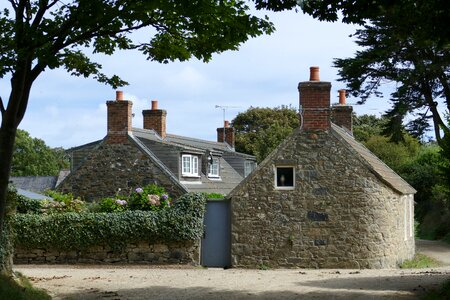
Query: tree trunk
0 123 18 275
0 71 34 274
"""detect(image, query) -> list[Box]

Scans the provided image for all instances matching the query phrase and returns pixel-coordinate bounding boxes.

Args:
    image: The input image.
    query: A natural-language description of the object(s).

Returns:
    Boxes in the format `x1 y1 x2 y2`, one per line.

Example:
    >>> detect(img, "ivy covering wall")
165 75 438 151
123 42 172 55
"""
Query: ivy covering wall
12 193 206 252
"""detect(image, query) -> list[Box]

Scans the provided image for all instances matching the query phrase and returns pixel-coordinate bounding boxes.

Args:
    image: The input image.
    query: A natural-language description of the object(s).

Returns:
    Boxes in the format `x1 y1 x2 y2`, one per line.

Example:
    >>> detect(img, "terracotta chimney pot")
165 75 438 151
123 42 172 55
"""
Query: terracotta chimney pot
338 89 346 105
116 90 124 101
310 66 320 81
151 100 158 110
224 120 229 128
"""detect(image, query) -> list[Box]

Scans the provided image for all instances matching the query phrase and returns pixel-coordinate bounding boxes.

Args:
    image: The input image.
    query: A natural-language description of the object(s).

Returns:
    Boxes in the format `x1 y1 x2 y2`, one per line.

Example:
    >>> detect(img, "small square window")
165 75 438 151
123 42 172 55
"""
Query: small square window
275 167 294 188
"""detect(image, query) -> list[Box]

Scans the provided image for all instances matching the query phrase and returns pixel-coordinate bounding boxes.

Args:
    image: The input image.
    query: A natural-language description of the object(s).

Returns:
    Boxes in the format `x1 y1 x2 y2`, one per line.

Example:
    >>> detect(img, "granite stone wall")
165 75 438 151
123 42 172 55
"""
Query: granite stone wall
231 128 415 269
58 141 185 201
14 241 199 265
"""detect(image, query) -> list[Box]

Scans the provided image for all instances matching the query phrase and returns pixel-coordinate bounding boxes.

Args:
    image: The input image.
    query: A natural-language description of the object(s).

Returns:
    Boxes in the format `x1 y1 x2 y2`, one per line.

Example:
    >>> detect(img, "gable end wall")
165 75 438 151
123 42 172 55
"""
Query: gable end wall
231 130 414 268
58 141 185 201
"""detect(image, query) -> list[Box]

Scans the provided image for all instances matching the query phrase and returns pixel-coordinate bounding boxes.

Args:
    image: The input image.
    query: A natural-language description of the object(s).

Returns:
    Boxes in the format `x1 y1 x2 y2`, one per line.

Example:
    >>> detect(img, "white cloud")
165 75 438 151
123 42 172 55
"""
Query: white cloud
12 10 392 148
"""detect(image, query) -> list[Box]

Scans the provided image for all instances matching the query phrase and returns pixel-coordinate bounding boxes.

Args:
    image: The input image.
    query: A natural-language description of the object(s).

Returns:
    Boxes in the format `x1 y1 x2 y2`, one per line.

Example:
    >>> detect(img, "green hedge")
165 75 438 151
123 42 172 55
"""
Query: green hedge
12 193 206 251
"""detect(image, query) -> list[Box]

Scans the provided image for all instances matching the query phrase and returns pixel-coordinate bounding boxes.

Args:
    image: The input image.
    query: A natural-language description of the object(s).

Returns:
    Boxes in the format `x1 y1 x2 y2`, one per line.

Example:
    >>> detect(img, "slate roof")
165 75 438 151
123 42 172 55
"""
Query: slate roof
16 188 53 201
331 123 416 195
130 128 249 195
66 128 255 195
180 158 244 194
10 176 57 193
132 128 255 159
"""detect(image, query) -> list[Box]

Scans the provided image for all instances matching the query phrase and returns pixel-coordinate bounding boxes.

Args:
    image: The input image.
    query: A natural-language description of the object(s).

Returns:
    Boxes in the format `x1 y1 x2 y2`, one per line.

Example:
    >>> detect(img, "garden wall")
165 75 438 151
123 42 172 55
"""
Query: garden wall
14 240 199 265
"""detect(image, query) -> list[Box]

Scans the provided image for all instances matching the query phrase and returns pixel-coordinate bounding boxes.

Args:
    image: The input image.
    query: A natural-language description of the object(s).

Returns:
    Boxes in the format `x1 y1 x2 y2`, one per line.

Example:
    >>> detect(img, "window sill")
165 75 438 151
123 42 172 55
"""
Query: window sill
275 186 295 190
208 176 222 181
181 174 200 178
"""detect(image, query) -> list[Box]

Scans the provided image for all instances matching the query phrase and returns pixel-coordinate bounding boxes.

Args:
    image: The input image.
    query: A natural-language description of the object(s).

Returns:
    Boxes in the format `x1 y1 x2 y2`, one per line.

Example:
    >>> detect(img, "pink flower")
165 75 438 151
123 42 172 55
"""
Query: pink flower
147 194 160 206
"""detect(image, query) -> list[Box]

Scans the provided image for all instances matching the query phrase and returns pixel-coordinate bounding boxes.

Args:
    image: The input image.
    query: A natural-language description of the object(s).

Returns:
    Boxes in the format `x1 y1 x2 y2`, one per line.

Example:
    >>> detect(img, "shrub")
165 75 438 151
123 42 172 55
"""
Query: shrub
16 197 41 214
98 184 172 212
98 197 128 213
43 190 86 213
127 184 171 211
13 192 207 251
204 192 225 199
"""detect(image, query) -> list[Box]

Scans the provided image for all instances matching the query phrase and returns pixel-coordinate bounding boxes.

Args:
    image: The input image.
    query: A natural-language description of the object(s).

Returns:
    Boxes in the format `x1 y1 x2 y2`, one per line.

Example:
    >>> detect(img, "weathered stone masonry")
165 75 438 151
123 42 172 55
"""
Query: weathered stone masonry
231 128 415 269
15 241 199 265
58 142 185 201
230 67 415 269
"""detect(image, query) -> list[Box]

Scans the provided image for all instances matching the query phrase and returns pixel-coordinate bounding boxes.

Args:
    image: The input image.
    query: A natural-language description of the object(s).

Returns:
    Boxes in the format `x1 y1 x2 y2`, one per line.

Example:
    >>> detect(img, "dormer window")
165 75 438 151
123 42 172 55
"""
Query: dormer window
208 158 220 177
244 161 256 177
182 154 199 177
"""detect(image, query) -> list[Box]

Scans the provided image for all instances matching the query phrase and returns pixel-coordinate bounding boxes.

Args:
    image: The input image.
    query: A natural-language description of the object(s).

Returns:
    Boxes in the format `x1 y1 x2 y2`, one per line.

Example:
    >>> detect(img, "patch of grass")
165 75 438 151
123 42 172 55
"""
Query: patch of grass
0 272 51 300
422 278 450 300
400 253 441 269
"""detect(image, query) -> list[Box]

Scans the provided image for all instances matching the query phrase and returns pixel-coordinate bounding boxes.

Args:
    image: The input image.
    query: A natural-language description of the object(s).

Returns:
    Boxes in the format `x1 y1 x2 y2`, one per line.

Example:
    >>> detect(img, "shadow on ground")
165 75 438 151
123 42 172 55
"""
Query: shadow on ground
57 273 450 300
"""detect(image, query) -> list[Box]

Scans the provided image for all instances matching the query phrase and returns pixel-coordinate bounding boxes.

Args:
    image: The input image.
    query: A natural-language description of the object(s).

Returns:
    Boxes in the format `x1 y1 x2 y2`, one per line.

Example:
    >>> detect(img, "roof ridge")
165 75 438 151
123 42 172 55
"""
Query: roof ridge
331 123 416 194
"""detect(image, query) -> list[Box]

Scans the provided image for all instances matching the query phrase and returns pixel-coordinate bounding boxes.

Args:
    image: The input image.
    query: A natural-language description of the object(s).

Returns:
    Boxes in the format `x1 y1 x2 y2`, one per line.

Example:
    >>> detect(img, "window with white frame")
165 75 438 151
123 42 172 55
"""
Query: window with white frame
409 195 414 238
182 154 199 176
275 166 295 189
244 161 256 177
404 195 410 241
208 158 220 177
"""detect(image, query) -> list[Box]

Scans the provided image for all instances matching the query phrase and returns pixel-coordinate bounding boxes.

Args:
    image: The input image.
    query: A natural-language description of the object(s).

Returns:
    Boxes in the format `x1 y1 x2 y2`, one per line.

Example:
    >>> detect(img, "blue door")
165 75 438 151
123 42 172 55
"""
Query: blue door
201 199 231 267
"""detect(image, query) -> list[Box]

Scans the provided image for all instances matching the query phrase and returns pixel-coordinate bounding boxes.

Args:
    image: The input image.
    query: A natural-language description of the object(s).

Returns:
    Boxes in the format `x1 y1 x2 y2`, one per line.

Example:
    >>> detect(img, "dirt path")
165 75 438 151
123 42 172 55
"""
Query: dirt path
416 239 450 265
14 240 450 300
14 265 450 299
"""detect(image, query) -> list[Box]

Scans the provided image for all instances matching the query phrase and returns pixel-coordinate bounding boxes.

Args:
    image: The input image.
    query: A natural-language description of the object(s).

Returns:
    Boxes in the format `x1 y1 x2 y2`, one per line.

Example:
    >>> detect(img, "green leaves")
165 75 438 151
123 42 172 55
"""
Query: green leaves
12 192 207 251
0 0 274 84
233 106 299 162
330 0 450 143
12 129 69 176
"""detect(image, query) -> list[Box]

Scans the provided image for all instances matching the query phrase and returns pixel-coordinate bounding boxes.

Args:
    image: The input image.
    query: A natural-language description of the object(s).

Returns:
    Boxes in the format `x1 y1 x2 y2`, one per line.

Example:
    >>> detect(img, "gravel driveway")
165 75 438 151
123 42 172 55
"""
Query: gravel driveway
15 240 450 300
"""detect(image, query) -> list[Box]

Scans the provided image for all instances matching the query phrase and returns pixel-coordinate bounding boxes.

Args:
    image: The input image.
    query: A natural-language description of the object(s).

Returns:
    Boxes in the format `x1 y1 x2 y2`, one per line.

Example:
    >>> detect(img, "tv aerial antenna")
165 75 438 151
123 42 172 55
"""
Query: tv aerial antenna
215 105 241 125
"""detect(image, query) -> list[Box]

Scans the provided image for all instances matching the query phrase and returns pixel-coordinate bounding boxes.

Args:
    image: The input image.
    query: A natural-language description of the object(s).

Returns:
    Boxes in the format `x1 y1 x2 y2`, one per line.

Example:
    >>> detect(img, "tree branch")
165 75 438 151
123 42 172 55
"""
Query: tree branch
7 0 18 11
0 97 5 116
31 0 49 30
420 79 447 144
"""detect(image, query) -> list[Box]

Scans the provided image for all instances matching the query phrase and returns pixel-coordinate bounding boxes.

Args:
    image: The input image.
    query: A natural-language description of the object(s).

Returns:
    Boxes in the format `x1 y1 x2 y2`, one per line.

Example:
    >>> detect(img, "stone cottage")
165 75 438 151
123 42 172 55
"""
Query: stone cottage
229 67 416 269
59 91 256 200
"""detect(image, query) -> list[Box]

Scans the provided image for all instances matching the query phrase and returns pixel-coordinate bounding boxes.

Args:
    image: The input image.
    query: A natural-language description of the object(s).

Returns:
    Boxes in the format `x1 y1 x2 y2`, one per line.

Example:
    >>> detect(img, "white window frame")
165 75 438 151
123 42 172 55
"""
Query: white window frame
244 161 253 177
274 166 295 190
208 158 220 178
181 154 199 177
409 195 414 238
404 195 408 241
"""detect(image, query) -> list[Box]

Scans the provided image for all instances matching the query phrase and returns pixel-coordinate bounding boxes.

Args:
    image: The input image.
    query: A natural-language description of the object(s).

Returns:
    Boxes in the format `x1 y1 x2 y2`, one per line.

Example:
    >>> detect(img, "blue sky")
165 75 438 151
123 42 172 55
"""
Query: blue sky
2 10 389 149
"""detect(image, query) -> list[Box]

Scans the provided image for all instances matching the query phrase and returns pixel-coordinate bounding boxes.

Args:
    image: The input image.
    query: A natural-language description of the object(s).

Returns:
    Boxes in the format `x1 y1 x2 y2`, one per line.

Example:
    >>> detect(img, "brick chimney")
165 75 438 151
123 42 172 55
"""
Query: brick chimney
298 66 331 131
142 100 167 139
331 89 353 133
217 120 235 148
106 90 132 144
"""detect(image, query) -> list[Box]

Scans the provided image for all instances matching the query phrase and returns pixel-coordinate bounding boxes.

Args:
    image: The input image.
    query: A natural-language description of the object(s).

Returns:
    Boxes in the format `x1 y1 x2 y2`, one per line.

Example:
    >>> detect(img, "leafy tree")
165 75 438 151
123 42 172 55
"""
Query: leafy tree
400 145 450 239
364 134 421 174
12 129 68 176
352 114 387 143
322 0 450 145
233 106 299 162
0 0 274 274
254 0 449 47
